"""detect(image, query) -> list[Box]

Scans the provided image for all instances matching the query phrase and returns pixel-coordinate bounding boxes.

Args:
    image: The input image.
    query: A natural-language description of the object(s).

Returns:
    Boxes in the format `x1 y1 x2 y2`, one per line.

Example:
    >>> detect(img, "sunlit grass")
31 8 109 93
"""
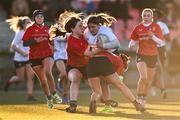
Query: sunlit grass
0 89 180 120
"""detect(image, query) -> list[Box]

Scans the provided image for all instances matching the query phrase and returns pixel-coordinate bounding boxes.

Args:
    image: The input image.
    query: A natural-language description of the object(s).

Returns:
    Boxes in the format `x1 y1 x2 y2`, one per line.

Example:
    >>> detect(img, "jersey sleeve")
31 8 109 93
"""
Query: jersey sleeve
101 26 117 42
155 24 164 40
11 32 21 45
130 26 138 41
163 23 170 35
22 27 31 42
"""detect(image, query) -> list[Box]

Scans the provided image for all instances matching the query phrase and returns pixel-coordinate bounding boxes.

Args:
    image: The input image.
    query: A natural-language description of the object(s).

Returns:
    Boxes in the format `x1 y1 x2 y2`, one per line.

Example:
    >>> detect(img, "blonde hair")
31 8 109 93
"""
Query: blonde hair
6 16 31 32
57 11 85 33
49 11 84 42
49 24 66 42
58 11 85 32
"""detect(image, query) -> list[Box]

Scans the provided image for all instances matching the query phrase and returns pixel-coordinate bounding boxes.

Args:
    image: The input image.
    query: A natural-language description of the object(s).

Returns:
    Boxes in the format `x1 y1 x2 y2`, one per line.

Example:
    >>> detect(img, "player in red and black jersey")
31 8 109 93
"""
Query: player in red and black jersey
129 8 164 110
58 11 102 113
23 9 62 109
84 14 145 113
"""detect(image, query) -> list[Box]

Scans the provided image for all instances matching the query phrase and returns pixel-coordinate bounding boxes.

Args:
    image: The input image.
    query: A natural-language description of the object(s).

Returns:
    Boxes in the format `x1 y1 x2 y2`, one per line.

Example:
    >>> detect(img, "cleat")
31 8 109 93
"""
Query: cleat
107 100 118 107
66 106 77 113
62 97 69 104
100 98 118 107
161 91 167 99
47 99 54 109
134 100 146 112
101 105 114 113
89 100 96 113
53 93 62 104
27 95 37 101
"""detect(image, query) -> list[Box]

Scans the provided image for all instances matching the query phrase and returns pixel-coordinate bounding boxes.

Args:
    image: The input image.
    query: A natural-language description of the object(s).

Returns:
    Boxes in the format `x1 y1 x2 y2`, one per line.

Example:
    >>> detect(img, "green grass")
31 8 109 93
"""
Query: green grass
0 89 180 120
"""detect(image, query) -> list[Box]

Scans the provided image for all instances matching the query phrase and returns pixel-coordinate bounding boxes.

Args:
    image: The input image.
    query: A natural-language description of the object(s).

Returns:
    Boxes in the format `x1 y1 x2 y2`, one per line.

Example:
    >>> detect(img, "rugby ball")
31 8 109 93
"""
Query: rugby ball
96 34 109 48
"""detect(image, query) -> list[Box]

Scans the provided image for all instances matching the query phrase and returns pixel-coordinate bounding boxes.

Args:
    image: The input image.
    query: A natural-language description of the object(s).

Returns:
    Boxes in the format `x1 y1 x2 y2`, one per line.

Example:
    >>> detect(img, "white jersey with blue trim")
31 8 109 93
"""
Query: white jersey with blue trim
11 30 29 61
53 36 67 60
157 21 170 47
84 26 118 52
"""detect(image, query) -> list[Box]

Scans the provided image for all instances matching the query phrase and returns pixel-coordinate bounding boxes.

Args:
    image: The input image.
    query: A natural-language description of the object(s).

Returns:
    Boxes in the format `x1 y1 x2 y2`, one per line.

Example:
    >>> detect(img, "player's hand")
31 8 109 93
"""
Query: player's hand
147 31 154 39
22 52 28 57
96 39 104 49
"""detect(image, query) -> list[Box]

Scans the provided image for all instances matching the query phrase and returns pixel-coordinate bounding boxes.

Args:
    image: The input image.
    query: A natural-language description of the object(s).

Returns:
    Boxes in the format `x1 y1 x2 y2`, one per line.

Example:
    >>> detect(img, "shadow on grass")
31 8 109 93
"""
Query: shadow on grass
114 105 180 113
56 108 180 120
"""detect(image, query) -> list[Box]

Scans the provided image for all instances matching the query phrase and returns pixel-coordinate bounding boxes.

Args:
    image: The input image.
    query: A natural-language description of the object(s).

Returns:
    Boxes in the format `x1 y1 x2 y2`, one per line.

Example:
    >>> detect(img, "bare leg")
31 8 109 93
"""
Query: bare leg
32 65 51 96
88 77 102 101
56 60 68 97
25 64 35 100
4 66 25 91
136 62 148 96
43 57 56 93
68 69 82 101
100 77 111 101
9 67 26 84
146 67 156 95
66 68 82 113
105 73 136 102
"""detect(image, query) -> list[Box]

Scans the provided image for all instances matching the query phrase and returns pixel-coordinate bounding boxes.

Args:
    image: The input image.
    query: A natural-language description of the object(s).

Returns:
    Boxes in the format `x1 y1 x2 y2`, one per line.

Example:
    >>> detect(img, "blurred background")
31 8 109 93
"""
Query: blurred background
0 0 180 90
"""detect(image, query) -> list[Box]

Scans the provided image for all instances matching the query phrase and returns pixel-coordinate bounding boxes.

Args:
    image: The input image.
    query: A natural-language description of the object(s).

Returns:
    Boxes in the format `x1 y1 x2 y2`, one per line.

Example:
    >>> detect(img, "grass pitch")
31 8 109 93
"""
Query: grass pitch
0 89 180 120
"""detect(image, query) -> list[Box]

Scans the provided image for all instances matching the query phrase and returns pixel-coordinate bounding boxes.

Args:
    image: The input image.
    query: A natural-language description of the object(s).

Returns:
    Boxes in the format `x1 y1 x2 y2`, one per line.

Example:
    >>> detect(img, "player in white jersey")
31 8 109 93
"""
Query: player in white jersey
4 16 36 101
151 9 171 98
84 13 121 111
49 11 77 103
49 23 69 103
84 24 120 52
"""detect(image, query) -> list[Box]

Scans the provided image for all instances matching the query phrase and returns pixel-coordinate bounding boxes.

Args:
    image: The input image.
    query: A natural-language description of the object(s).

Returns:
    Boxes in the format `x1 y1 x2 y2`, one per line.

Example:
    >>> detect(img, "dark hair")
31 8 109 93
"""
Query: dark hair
87 16 103 25
33 9 44 19
85 13 116 27
152 8 165 19
64 17 81 33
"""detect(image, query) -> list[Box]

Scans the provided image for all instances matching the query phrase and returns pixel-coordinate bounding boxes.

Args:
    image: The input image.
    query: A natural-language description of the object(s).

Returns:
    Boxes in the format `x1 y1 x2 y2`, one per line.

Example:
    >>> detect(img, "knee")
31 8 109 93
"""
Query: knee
71 79 80 85
68 71 82 84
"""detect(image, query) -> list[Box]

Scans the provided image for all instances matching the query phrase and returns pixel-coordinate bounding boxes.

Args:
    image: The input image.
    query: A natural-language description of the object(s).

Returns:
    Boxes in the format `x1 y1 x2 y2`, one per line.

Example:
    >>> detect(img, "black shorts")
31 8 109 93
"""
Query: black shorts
55 59 67 64
66 65 87 79
136 54 157 68
87 56 115 78
29 56 53 67
14 61 29 69
158 46 166 65
55 59 67 65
